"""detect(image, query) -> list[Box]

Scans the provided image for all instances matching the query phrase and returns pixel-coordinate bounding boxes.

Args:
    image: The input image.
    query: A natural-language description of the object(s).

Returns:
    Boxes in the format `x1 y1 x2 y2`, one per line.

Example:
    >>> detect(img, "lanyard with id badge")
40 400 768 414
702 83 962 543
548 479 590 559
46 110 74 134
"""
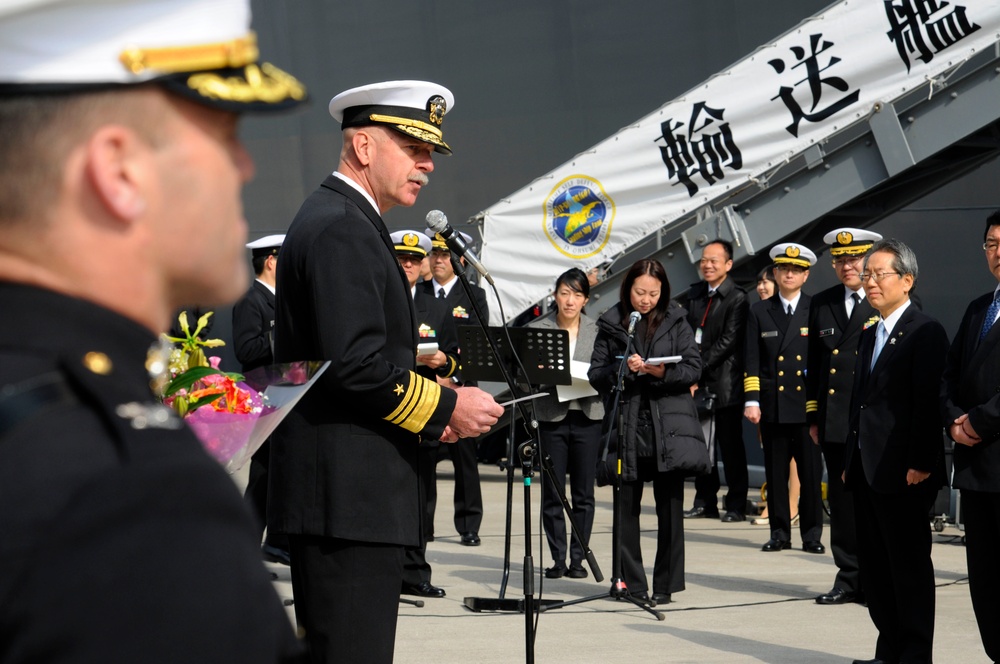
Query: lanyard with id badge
694 294 714 346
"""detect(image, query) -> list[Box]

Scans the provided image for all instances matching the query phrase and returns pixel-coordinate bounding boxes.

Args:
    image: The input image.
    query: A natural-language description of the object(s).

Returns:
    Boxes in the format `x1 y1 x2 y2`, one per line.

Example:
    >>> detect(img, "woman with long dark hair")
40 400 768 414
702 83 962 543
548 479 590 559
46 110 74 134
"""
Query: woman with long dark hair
530 268 605 579
589 259 708 604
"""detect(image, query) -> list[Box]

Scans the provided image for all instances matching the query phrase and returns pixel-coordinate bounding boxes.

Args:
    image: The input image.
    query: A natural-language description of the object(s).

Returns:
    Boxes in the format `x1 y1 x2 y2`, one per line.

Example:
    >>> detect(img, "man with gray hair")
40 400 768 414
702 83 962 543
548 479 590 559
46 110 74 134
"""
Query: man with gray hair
845 238 948 664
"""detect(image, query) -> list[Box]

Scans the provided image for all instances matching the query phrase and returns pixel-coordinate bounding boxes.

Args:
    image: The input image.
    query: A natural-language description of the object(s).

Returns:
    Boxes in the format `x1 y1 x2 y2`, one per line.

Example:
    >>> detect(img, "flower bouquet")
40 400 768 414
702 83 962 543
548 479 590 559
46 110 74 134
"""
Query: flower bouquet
157 311 328 473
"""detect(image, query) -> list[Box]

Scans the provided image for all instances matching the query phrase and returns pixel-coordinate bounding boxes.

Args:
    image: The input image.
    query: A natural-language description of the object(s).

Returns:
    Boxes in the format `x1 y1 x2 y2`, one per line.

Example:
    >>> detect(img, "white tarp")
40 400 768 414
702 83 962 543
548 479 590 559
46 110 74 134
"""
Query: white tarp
480 0 1000 323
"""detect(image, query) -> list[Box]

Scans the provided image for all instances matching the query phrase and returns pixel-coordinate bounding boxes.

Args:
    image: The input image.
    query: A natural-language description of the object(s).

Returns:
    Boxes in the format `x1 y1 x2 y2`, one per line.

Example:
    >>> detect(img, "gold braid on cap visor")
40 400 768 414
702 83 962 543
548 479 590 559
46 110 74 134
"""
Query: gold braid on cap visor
829 244 874 257
120 33 260 74
186 63 306 104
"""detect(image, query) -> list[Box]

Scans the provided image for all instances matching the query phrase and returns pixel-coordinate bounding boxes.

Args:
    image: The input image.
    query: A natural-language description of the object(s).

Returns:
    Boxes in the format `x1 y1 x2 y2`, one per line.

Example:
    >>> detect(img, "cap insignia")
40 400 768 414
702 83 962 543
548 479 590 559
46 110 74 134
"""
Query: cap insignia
785 246 800 258
427 96 446 126
403 233 419 247
837 231 853 246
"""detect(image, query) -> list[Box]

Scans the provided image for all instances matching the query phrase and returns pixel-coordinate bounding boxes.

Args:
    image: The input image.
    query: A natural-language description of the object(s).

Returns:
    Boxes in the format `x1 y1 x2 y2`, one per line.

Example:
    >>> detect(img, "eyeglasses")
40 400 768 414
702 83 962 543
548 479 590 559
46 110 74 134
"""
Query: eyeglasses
832 256 863 267
984 241 1000 253
859 271 900 283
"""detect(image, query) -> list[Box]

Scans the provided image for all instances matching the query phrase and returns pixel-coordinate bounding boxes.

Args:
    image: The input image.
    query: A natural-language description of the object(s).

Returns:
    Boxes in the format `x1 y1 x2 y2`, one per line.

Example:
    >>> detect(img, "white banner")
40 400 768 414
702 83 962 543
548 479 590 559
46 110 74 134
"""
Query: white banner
481 0 1000 323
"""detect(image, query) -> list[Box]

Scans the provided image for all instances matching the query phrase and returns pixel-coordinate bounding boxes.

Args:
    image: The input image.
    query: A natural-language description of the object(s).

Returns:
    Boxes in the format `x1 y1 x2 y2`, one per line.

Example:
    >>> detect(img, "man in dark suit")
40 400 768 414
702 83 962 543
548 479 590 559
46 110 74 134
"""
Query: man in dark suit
846 239 948 664
233 234 290 565
806 227 882 606
417 233 489 546
270 82 503 664
0 2 309 661
744 243 825 554
941 210 1000 663
391 230 460 599
680 238 750 522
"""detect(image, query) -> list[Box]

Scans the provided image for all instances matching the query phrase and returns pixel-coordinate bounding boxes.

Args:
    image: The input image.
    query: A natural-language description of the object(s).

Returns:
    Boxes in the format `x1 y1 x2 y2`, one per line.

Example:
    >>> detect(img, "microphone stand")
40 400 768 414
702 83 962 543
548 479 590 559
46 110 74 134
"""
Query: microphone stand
448 257 545 663
540 318 664 620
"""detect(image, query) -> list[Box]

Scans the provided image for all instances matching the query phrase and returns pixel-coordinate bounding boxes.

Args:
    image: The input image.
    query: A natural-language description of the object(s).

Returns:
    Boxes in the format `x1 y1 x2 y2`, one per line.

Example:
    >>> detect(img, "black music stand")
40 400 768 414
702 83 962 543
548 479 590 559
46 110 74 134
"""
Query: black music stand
459 326 604 614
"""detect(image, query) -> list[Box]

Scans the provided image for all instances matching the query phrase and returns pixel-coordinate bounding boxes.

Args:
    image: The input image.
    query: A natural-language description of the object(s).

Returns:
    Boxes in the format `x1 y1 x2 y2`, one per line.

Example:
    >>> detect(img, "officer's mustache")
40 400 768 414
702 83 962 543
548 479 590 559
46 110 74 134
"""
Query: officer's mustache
410 173 429 186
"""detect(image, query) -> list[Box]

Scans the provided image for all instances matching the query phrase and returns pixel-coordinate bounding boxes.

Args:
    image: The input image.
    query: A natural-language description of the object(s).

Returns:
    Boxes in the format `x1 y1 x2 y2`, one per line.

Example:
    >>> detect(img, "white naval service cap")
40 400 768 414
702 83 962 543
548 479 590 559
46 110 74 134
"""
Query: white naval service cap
0 0 307 112
246 234 285 258
390 230 432 258
329 80 455 155
823 228 883 256
769 243 817 268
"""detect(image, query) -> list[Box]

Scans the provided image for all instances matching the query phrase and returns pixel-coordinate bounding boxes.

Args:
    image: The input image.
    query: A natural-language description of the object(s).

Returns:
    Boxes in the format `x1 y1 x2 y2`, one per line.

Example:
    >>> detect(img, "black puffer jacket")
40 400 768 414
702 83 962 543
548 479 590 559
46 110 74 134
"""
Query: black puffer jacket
589 303 709 482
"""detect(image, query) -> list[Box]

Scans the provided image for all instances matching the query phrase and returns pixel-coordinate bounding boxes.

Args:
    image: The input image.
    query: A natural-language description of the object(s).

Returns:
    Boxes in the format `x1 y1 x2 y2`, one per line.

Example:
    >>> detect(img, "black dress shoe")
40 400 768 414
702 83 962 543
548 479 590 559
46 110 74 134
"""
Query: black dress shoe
630 590 649 602
802 540 826 554
651 592 672 605
721 511 746 523
761 538 791 552
460 532 481 546
566 564 588 579
544 563 567 579
816 587 856 605
401 581 446 598
261 543 291 565
683 506 720 519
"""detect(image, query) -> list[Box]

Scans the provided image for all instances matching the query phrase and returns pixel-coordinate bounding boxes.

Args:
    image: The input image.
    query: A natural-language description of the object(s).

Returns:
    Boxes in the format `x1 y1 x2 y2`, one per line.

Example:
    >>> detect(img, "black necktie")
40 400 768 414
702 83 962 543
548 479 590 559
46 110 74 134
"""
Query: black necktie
437 287 445 299
786 304 793 319
849 293 860 320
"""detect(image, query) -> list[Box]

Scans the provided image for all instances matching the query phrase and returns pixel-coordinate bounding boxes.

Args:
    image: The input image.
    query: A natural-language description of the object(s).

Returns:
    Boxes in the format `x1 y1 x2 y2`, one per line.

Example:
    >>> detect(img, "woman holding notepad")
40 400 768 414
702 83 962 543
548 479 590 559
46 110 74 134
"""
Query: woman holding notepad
530 268 605 580
589 259 709 605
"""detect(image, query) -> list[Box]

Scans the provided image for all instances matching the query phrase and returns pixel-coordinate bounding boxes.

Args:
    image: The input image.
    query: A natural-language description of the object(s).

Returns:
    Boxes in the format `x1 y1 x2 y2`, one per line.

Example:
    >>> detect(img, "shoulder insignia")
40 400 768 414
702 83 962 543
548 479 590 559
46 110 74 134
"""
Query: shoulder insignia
116 402 182 430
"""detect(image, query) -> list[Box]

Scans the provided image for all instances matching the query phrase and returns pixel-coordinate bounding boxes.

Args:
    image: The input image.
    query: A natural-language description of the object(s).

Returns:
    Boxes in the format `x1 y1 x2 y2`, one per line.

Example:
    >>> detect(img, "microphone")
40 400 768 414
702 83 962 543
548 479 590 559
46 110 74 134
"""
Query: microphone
426 210 495 286
627 311 641 336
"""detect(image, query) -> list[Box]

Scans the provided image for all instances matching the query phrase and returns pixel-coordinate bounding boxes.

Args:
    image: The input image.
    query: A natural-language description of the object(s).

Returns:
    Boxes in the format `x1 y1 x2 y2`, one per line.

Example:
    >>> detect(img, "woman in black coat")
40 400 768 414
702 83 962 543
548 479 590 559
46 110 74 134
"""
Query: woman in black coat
589 259 708 605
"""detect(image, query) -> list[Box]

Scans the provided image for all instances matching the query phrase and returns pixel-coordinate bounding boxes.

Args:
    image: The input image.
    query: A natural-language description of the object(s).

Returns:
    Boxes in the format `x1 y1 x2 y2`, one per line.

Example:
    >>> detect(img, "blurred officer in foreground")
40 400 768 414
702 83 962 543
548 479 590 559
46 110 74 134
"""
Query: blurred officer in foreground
270 81 502 664
0 0 308 661
234 234 291 565
806 228 881 606
744 243 825 555
941 210 1000 663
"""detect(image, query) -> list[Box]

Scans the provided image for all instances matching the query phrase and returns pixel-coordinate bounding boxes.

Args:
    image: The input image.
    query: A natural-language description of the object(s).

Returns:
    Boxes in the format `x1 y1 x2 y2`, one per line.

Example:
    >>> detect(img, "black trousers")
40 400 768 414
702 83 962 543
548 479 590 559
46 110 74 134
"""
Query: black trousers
759 421 823 543
539 411 602 566
961 489 1000 662
820 441 861 594
620 460 685 595
243 439 287 549
402 444 437 586
692 405 749 514
851 453 937 664
288 535 404 664
438 438 483 534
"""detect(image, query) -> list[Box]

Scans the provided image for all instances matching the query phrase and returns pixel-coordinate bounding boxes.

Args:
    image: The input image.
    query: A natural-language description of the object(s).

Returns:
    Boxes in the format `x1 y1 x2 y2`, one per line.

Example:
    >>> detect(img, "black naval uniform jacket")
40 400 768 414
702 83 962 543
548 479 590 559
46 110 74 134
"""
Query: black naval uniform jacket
0 284 301 663
743 294 811 423
942 290 1000 492
413 287 460 382
417 276 488 385
270 175 458 547
846 306 948 492
678 277 748 408
806 285 879 444
232 279 275 372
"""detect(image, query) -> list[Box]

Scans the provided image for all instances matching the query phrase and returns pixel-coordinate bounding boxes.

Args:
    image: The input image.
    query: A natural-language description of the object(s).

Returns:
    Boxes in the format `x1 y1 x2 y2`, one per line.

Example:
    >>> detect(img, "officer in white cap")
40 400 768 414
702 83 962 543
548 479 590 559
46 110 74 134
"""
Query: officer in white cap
389 229 460 599
744 242 825 556
806 227 882 606
0 1 305 661
233 234 289 566
417 229 490 547
271 82 502 664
